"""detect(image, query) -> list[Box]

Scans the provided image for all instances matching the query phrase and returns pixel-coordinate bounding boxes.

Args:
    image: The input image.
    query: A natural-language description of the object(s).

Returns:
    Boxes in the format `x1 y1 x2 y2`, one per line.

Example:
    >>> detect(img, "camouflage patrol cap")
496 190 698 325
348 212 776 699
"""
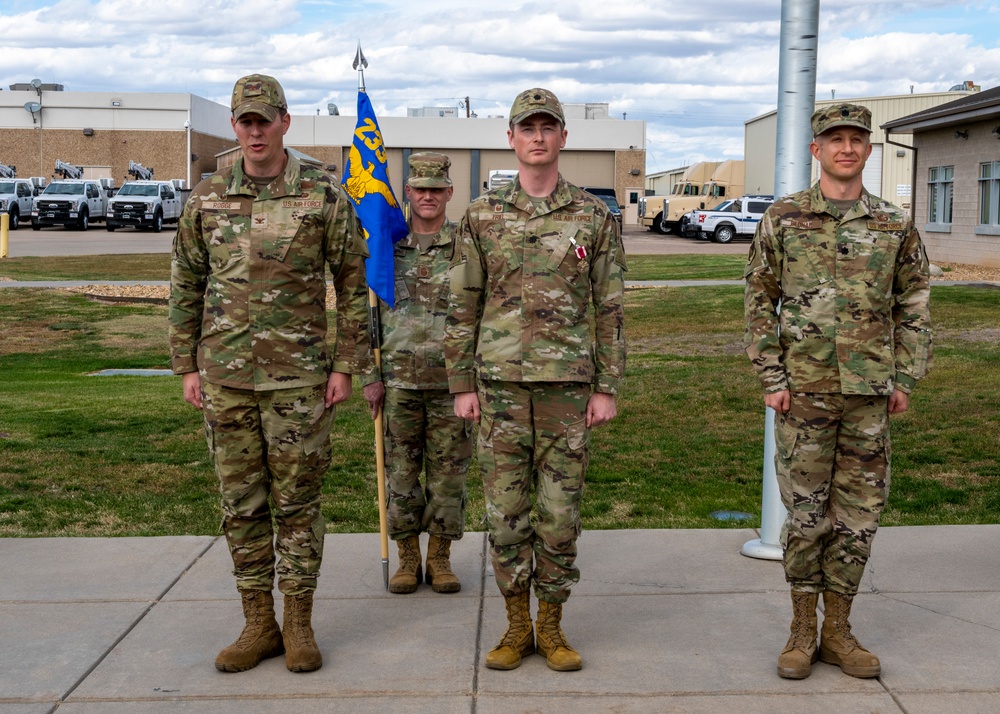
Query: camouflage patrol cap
509 88 565 127
231 74 287 122
407 152 453 188
811 103 872 136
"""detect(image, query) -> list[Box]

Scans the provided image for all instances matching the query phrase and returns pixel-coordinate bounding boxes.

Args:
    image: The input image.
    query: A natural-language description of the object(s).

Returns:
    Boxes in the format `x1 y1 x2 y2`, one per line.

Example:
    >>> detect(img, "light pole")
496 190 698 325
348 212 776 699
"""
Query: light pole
22 79 44 176
184 117 192 188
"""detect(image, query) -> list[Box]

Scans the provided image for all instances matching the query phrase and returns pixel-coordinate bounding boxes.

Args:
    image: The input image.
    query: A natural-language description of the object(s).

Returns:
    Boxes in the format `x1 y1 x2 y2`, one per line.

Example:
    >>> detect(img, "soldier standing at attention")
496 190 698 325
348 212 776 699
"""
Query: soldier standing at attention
169 74 373 674
446 88 627 672
361 152 472 595
744 103 932 680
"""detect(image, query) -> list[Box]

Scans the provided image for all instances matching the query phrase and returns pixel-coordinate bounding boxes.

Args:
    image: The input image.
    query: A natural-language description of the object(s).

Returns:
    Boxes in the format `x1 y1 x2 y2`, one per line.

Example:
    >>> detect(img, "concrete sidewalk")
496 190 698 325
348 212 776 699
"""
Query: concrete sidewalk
2 526 999 713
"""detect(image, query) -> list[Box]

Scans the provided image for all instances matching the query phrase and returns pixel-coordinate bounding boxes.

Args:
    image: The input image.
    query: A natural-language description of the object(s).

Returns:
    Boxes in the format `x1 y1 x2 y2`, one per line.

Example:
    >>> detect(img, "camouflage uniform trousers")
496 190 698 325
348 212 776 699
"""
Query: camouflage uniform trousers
477 379 590 604
775 392 890 596
383 386 472 541
201 380 333 596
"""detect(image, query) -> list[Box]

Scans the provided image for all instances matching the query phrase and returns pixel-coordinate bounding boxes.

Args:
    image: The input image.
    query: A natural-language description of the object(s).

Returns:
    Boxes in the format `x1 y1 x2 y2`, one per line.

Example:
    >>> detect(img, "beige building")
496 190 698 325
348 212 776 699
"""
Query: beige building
0 87 645 224
883 86 1000 267
645 166 689 195
743 87 981 214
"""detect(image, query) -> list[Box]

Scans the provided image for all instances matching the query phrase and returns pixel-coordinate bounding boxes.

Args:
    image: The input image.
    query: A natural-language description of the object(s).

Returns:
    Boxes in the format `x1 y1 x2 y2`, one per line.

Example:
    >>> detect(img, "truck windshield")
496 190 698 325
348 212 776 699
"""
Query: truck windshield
118 184 158 197
43 183 84 195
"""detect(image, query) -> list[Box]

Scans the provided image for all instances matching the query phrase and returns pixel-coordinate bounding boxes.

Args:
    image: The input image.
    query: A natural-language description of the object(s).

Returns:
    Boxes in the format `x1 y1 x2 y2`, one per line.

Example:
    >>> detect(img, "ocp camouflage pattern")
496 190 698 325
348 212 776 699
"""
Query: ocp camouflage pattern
744 182 932 396
169 153 374 389
478 380 590 604
382 386 471 540
202 381 332 595
775 392 889 595
445 174 627 395
362 223 456 390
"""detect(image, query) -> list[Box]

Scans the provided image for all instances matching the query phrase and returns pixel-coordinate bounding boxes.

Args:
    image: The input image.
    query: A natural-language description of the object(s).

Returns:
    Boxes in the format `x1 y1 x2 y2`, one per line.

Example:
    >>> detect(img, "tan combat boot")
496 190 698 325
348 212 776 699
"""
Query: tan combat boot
777 591 819 679
535 599 582 671
819 591 881 678
484 591 535 670
389 535 422 594
215 589 284 672
425 535 461 593
282 592 322 672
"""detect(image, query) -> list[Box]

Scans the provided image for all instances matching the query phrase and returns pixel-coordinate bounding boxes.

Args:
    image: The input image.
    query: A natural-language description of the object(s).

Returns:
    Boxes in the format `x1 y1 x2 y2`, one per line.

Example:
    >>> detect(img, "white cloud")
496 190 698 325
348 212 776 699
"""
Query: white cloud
2 0 998 170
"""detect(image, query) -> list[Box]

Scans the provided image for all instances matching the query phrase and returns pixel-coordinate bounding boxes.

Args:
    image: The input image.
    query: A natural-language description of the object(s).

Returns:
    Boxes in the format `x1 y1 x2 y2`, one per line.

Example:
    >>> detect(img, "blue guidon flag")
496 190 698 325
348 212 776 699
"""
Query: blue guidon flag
341 91 408 308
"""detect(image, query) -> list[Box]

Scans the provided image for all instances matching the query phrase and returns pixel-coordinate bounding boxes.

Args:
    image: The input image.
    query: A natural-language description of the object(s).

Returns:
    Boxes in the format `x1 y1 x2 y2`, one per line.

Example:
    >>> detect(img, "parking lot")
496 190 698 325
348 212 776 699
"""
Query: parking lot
2 222 749 259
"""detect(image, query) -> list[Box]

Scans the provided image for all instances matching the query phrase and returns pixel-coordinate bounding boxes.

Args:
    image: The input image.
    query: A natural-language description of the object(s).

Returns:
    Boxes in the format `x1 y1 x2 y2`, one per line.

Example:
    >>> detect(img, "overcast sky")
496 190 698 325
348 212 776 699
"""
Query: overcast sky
3 0 998 172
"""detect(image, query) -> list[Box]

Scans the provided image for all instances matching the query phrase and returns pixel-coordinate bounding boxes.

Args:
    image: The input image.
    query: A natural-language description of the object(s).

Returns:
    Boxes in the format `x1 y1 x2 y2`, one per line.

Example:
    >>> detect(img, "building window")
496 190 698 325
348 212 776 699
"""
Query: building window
928 166 953 225
979 161 1000 226
927 166 955 224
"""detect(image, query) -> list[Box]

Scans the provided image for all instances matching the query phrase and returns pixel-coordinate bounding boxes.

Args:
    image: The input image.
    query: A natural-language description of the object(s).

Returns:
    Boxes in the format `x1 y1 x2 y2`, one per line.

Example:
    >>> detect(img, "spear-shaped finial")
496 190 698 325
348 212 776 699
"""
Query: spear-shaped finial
352 41 368 70
353 41 368 92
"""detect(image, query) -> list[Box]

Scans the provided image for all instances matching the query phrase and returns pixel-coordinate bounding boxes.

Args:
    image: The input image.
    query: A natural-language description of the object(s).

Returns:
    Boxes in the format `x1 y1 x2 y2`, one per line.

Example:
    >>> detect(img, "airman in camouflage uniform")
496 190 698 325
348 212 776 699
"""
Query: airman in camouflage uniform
169 74 373 675
360 152 472 595
744 103 932 681
446 88 627 672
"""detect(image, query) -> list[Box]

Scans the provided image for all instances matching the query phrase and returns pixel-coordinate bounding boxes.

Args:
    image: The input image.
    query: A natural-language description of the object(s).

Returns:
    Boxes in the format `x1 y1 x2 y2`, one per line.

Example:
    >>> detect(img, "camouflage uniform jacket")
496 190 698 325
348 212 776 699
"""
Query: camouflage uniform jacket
744 182 932 396
169 153 374 390
445 174 627 394
360 222 456 390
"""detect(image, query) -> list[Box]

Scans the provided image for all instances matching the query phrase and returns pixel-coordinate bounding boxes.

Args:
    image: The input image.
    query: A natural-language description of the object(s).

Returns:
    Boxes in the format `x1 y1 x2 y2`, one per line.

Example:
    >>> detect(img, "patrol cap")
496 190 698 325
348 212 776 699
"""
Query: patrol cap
509 88 565 127
231 74 287 122
811 103 872 137
407 152 453 188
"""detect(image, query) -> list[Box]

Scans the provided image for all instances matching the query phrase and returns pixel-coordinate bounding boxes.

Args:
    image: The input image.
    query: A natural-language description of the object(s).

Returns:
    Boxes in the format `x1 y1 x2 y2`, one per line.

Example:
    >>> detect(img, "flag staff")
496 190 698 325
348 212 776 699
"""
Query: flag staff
354 41 390 589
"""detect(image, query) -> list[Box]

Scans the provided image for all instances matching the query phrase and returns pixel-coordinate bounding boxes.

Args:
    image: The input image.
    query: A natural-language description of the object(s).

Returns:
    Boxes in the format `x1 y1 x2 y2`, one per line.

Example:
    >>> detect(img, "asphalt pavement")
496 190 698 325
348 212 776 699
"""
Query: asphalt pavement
0 222 746 259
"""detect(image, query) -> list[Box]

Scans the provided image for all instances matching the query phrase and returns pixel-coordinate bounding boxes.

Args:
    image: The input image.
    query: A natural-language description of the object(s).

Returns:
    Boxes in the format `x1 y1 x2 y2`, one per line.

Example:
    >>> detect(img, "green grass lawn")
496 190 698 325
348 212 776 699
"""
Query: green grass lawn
1 257 998 536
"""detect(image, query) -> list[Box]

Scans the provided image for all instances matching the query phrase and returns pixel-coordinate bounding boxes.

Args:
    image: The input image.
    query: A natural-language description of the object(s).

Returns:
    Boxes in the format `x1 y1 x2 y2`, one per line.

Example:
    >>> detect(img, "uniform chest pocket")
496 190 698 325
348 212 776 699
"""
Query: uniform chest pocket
780 229 830 295
201 212 247 269
861 232 902 290
260 210 320 263
482 224 518 276
546 227 589 284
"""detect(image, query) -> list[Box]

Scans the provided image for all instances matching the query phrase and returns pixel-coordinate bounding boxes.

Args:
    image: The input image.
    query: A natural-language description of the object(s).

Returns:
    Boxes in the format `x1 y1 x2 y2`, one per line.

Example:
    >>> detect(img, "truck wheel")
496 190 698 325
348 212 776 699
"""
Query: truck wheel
8 207 19 230
32 218 41 231
78 209 89 232
714 224 736 244
152 210 163 233
106 224 116 232
652 212 667 234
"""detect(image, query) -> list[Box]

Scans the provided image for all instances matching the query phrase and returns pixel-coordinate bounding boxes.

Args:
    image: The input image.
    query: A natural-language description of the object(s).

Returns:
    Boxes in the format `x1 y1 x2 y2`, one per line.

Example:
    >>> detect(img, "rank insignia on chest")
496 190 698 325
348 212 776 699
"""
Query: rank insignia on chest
253 215 268 228
418 266 431 278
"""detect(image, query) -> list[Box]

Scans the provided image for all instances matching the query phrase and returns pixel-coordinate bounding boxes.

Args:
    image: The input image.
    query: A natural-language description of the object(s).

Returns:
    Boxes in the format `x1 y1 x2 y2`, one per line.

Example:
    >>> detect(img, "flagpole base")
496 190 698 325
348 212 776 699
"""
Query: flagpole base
382 558 389 590
740 538 783 561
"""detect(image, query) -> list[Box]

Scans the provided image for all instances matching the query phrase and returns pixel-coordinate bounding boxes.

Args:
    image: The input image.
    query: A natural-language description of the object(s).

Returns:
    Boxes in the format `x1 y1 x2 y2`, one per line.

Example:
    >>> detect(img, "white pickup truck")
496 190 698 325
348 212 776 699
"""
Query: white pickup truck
106 180 182 232
682 195 774 244
31 179 110 231
0 178 36 230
